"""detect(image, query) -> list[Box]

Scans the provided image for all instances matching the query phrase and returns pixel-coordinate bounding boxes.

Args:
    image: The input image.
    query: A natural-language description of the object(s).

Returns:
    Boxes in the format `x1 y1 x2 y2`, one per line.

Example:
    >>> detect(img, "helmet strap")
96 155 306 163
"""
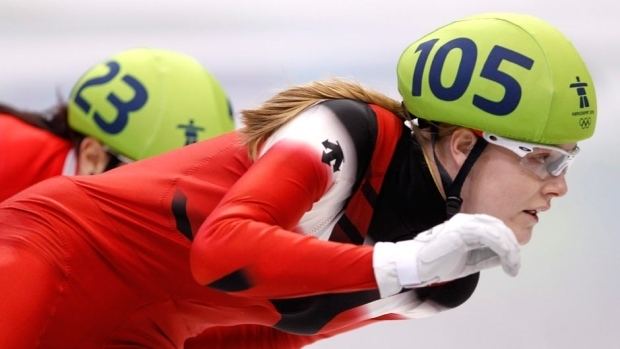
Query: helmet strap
431 131 456 193
403 111 489 218
432 133 488 219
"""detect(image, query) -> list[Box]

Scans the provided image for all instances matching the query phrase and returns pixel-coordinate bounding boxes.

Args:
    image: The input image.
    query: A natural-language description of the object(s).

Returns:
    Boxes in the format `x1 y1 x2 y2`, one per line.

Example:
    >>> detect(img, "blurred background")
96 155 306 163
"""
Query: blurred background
1 0 617 348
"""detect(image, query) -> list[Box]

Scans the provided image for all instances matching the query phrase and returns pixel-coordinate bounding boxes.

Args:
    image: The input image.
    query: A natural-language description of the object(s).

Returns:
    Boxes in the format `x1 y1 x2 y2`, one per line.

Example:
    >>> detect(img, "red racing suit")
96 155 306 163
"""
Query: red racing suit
0 113 76 201
0 100 476 349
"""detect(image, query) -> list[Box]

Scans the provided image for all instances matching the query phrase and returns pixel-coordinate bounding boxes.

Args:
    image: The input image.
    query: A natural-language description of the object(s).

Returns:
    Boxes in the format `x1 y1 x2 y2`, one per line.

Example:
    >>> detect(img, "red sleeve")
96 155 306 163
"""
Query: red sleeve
183 317 395 349
190 141 377 299
184 325 321 349
0 114 73 201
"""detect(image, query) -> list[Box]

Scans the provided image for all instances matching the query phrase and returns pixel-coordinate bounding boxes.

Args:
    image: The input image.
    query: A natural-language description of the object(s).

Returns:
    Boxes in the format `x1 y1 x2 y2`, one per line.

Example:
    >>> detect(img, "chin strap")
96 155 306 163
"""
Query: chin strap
404 112 489 219
439 138 487 218
423 120 488 219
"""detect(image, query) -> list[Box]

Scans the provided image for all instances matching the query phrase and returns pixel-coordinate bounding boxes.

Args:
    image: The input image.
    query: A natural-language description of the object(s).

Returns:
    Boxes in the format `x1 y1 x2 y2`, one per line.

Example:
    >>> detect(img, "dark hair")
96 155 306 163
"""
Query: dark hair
0 102 83 143
0 102 124 170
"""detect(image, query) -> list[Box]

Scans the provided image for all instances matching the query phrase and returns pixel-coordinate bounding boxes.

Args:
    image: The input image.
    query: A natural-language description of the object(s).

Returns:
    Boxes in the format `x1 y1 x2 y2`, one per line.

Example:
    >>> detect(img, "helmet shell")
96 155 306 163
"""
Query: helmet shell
397 13 596 144
68 48 234 160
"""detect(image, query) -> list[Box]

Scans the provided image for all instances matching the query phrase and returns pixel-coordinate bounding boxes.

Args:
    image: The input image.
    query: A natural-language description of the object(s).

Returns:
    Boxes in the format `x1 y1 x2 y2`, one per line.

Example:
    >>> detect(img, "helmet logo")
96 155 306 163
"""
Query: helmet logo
569 76 590 109
321 139 344 172
177 119 205 145
409 38 534 116
578 117 592 129
569 77 594 129
73 61 148 134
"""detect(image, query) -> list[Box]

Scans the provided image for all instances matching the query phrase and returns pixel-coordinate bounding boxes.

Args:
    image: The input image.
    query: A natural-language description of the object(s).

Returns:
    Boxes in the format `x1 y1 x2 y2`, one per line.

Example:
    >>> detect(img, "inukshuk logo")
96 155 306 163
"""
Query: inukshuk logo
569 76 589 109
569 76 593 129
177 119 205 145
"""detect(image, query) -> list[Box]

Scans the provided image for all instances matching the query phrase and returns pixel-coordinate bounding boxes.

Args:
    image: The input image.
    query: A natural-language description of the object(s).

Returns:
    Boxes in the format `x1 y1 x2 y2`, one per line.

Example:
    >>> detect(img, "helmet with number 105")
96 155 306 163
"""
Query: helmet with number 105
68 48 235 161
397 13 597 145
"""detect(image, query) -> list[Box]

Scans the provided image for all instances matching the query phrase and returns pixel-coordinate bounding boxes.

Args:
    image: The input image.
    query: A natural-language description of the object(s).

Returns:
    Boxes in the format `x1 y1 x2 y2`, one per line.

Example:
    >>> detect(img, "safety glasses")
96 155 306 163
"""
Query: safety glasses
482 133 579 179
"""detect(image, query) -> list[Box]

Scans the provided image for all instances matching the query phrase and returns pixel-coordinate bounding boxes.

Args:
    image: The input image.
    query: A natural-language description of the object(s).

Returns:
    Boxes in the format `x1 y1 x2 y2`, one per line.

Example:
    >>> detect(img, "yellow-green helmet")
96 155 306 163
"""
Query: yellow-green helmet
397 13 596 145
68 48 235 160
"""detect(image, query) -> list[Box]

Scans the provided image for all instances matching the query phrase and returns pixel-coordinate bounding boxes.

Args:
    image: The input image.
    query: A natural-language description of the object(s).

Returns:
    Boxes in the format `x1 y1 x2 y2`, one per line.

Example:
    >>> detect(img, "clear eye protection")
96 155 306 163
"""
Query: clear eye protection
482 133 579 179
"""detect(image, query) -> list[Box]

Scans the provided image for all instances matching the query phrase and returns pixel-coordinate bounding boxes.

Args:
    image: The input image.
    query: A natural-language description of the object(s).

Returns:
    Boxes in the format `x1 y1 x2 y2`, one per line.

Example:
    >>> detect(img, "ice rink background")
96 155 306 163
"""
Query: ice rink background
1 1 618 348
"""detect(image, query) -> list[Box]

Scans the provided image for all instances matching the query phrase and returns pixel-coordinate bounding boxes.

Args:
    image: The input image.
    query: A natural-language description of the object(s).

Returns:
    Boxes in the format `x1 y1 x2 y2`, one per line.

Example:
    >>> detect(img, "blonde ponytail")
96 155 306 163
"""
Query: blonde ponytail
241 80 405 159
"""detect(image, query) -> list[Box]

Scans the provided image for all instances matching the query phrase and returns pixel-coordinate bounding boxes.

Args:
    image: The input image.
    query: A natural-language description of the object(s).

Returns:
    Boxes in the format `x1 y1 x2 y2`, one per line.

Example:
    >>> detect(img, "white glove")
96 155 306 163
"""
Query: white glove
373 213 521 298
